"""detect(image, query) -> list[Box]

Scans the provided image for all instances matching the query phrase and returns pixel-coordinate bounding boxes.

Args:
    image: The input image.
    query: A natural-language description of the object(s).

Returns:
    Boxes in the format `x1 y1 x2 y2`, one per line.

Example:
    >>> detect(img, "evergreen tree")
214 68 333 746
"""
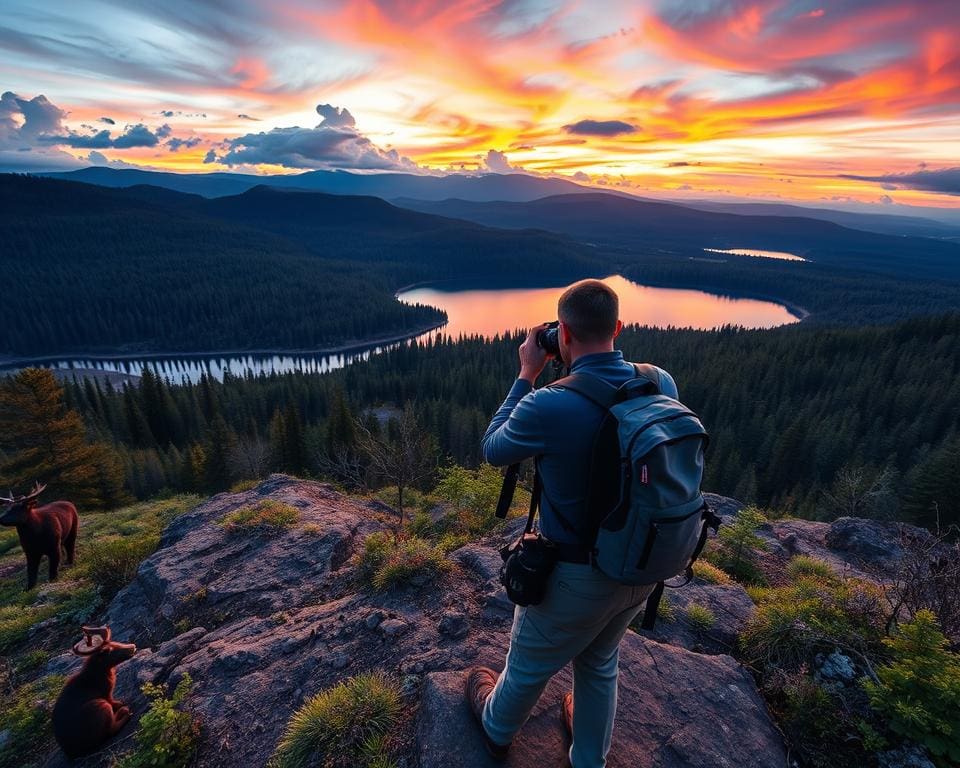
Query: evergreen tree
0 368 126 508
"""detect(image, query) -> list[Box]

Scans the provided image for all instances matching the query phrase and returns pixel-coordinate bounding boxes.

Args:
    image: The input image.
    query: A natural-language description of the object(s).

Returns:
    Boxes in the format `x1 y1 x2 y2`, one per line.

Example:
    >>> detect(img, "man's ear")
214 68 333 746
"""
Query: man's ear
560 322 574 345
613 319 623 338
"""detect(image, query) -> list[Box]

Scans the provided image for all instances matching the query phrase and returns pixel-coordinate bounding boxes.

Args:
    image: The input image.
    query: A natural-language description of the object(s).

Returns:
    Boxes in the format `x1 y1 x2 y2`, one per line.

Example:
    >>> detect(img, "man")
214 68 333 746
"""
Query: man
466 279 678 768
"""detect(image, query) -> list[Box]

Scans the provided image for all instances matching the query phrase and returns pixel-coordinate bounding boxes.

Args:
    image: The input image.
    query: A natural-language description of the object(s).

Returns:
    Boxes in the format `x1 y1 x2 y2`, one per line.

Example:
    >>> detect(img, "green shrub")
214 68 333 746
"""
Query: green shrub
229 478 260 493
741 571 885 672
692 560 732 585
270 672 401 768
863 610 960 766
685 603 716 632
0 674 64 768
779 674 859 768
114 674 200 768
84 534 159 597
406 510 435 538
355 532 449 590
0 581 98 653
433 464 505 534
711 506 768 584
219 500 299 532
785 555 834 581
435 532 469 554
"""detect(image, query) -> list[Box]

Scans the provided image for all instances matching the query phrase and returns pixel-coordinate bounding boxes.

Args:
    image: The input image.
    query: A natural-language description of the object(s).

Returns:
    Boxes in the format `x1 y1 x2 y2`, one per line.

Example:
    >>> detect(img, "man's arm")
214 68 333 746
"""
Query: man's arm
481 380 546 466
481 324 552 467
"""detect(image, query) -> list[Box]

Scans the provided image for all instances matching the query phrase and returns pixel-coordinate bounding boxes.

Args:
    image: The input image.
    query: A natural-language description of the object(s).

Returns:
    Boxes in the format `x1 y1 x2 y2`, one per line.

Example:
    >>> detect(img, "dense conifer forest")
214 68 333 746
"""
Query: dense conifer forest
5 174 960 360
42 313 960 531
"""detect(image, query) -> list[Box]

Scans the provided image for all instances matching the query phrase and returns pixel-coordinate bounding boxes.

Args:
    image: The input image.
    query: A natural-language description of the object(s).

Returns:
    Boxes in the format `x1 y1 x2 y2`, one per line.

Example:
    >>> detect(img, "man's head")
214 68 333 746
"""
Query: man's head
557 279 623 362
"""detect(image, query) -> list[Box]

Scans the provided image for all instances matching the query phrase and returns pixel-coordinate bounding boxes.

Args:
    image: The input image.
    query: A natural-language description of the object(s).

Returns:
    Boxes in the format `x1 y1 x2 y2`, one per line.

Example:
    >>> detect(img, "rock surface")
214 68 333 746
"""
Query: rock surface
418 631 787 768
41 477 789 768
637 579 756 654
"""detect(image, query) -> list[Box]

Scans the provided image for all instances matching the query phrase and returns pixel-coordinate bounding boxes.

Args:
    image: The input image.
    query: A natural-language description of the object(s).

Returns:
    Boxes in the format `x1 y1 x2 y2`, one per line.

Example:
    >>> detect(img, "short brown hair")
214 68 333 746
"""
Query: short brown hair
558 279 619 343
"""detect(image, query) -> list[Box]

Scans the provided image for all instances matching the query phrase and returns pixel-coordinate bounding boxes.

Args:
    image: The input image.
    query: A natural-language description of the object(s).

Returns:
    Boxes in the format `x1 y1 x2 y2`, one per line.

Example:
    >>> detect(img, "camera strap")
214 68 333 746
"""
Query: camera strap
494 461 542 535
525 466 542 534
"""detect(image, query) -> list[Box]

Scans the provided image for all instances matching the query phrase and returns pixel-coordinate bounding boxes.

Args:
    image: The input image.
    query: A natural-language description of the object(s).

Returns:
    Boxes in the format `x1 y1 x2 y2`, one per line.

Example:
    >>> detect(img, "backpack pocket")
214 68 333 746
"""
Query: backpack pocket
633 503 705 580
595 497 704 584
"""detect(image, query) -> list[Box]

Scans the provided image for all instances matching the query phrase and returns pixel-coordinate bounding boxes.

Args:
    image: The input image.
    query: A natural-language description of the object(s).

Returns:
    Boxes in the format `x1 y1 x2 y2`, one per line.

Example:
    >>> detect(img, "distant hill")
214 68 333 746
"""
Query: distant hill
681 199 960 239
395 193 960 282
44 166 592 202
0 175 597 357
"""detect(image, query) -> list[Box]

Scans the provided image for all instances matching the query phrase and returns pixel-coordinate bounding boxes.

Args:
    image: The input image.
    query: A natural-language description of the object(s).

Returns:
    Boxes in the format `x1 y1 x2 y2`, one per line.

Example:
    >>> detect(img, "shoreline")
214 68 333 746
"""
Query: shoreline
0 277 809 372
0 320 449 370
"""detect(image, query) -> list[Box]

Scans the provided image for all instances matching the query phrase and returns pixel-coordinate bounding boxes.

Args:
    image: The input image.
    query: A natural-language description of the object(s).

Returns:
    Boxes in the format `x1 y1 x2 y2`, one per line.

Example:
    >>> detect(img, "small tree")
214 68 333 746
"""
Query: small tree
715 506 767 583
880 526 960 641
863 610 960 765
820 466 898 521
356 404 437 528
434 463 504 534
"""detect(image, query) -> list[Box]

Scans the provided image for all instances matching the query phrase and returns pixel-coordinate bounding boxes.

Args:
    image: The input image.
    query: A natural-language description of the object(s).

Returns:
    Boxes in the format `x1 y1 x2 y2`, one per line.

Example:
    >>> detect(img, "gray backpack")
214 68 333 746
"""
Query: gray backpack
554 364 719 629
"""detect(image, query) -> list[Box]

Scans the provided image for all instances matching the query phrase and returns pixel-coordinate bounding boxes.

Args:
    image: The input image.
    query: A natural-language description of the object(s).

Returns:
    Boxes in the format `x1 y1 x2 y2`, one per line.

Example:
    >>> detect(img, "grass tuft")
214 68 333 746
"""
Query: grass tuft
83 534 159 598
355 532 449 591
0 674 65 768
219 500 299 532
270 672 402 768
685 603 717 632
785 555 834 581
692 560 733 585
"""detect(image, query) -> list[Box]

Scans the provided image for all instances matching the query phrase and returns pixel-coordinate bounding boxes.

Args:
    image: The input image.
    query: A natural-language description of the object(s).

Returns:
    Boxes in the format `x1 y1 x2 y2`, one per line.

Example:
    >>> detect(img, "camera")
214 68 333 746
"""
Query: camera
536 321 561 357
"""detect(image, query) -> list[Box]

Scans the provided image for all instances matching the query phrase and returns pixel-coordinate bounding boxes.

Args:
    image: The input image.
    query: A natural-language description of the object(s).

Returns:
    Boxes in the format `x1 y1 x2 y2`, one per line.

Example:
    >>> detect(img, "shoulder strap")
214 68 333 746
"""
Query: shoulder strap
632 363 662 395
551 372 619 410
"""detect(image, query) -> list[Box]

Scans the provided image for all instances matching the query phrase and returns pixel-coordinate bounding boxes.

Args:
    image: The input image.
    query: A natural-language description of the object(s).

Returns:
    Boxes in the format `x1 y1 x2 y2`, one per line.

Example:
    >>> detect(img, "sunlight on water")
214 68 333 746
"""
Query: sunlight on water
7 275 798 383
398 274 800 339
702 248 806 262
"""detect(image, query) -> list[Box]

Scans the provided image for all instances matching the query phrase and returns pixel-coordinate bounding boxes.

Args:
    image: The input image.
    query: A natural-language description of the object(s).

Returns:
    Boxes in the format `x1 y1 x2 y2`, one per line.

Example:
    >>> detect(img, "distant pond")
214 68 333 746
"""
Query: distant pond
3 275 800 384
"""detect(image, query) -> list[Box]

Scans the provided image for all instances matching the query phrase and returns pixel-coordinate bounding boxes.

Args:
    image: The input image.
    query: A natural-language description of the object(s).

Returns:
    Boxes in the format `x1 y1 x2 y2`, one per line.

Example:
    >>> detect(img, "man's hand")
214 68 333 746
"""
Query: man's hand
519 324 550 384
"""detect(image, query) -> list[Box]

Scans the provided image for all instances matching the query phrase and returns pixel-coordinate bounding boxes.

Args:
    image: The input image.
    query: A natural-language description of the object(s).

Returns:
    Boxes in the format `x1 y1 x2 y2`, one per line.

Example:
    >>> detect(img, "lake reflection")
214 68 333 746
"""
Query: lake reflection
6 275 799 384
397 274 800 338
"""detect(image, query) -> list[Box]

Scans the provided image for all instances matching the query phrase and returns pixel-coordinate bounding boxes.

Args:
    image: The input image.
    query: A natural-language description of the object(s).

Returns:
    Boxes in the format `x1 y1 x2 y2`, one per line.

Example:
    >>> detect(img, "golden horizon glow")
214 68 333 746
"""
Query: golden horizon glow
1 0 959 212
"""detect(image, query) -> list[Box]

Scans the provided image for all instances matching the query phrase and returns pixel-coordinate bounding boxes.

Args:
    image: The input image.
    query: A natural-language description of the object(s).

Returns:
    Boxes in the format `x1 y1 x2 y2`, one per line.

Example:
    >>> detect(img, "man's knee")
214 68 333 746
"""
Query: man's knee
574 646 620 680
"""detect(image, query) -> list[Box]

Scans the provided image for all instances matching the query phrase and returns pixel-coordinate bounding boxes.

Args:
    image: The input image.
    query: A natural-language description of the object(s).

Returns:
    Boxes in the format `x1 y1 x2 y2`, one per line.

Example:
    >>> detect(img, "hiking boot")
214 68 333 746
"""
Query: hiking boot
465 667 511 761
561 691 574 740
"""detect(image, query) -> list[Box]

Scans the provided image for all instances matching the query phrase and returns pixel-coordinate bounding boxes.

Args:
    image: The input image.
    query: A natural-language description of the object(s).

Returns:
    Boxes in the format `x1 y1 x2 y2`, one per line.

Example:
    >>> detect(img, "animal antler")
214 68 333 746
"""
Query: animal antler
73 626 111 656
24 482 47 500
0 490 14 504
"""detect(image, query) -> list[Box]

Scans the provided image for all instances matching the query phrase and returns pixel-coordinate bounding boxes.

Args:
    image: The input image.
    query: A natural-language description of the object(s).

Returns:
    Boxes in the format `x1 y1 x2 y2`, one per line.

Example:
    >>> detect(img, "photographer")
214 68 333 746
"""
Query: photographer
466 279 678 768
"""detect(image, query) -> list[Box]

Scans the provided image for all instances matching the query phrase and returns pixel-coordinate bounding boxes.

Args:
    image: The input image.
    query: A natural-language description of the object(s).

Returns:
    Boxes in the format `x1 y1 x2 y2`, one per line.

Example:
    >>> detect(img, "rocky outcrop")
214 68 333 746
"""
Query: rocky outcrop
41 477 788 768
419 633 787 768
637 579 756 654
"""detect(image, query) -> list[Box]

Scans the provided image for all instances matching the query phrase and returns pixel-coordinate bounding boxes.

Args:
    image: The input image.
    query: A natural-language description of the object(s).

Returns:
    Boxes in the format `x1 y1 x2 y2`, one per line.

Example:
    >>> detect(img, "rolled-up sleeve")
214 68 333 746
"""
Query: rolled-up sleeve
481 379 547 466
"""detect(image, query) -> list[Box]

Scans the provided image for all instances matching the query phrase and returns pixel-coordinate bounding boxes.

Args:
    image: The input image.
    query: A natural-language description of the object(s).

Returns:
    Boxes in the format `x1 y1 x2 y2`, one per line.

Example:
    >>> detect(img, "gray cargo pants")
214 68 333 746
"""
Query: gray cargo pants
482 561 656 767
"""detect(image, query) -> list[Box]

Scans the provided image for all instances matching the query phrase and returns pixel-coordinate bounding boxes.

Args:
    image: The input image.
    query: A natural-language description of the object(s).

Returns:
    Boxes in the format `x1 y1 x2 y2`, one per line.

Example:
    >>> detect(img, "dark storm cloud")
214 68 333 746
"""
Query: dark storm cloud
218 103 417 171
840 168 960 196
562 119 637 136
166 136 203 151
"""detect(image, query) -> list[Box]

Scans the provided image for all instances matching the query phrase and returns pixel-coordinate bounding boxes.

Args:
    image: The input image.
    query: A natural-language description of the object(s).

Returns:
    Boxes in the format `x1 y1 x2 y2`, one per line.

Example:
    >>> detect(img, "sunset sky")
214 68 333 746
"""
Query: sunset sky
1 0 958 213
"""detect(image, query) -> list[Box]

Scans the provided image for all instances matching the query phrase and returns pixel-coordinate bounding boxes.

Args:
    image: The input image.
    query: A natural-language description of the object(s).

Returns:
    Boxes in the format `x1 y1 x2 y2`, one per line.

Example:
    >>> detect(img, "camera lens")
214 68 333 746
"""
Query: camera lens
536 324 561 356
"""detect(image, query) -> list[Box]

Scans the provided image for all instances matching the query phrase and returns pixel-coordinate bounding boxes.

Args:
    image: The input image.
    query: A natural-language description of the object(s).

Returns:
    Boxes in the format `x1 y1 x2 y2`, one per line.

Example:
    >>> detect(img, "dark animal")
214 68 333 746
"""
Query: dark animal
52 626 137 759
0 482 78 589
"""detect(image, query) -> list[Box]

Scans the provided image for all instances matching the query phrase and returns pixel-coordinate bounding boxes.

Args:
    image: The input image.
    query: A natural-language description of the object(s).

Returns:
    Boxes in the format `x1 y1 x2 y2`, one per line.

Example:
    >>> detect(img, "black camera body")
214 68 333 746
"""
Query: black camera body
536 320 561 357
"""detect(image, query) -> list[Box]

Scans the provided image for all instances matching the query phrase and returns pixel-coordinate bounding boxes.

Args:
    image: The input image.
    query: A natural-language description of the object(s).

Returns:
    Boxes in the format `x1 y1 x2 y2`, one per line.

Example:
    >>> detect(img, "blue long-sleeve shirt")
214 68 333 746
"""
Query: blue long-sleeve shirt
481 350 678 546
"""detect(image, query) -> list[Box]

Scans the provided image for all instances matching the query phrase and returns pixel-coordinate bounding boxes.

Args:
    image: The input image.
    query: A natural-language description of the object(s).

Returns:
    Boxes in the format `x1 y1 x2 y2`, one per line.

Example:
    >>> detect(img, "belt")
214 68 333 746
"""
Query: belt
553 541 592 565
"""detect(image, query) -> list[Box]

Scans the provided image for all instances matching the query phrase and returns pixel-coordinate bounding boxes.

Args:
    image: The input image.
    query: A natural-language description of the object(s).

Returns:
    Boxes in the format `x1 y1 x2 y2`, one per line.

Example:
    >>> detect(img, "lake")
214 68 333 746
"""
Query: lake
397 275 800 338
4 275 799 383
702 247 806 262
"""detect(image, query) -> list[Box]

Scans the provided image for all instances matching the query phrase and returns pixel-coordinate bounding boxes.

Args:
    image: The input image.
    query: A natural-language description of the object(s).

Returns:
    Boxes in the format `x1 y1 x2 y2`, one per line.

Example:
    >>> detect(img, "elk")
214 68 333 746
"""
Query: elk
0 482 78 590
52 626 137 759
